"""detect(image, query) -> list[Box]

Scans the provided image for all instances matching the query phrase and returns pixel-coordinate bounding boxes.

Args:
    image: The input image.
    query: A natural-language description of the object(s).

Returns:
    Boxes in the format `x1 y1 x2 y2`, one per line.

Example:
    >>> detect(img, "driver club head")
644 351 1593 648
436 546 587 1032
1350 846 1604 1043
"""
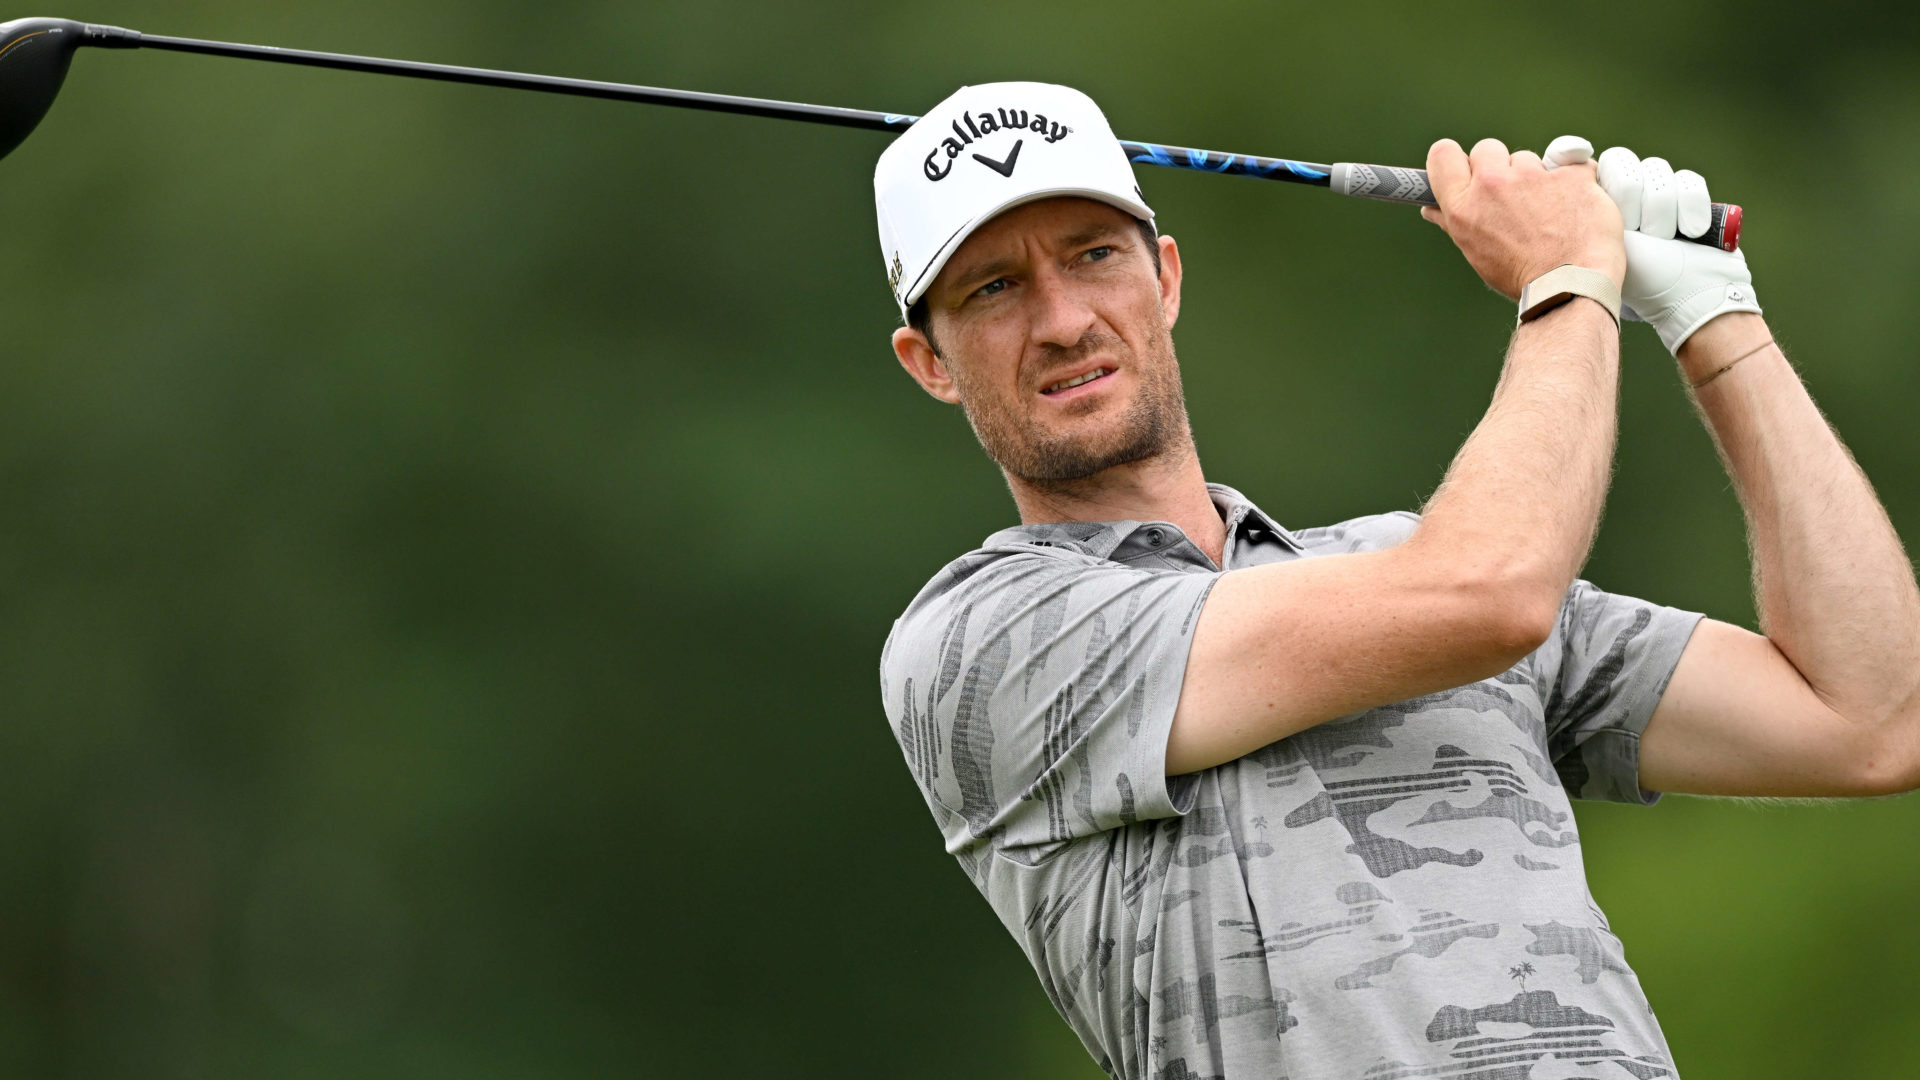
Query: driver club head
0 17 86 162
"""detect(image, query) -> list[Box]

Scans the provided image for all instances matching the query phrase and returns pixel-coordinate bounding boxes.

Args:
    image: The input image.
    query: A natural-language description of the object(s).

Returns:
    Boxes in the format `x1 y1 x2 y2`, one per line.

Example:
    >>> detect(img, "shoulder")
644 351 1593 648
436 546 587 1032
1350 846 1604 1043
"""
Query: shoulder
897 536 1105 620
1287 509 1421 555
881 543 1058 718
879 534 1200 698
886 536 1138 656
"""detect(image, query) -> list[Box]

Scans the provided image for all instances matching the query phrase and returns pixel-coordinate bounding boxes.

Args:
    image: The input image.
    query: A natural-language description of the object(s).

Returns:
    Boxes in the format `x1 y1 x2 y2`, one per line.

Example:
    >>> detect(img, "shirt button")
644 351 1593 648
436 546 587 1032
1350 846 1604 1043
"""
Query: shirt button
1146 528 1165 547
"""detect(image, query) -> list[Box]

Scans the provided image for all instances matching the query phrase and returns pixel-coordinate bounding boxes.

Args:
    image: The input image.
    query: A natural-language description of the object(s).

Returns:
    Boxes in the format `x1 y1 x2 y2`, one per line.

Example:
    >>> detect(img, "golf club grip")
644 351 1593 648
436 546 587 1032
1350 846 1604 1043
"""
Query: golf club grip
1329 162 1743 252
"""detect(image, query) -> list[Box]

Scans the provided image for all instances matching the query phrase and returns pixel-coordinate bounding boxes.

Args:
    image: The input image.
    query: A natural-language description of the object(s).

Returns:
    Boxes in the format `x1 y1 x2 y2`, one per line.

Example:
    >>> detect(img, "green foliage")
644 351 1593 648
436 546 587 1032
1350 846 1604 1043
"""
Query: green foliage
3 1 1917 1075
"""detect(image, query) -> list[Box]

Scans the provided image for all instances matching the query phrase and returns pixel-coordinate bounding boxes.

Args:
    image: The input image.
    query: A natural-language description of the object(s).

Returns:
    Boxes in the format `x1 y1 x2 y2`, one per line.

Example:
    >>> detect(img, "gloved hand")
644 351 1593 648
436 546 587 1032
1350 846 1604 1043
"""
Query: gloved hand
1541 136 1761 353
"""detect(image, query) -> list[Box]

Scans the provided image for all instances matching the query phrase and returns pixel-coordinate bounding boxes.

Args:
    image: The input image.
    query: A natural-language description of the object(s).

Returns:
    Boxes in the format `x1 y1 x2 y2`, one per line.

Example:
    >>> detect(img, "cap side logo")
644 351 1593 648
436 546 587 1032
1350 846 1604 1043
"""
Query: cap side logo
887 252 904 296
922 105 1074 181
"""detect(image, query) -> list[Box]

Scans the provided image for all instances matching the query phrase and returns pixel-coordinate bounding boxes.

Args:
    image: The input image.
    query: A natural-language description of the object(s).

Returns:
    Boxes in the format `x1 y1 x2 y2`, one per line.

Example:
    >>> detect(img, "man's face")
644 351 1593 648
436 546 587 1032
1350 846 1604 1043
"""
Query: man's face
891 198 1188 487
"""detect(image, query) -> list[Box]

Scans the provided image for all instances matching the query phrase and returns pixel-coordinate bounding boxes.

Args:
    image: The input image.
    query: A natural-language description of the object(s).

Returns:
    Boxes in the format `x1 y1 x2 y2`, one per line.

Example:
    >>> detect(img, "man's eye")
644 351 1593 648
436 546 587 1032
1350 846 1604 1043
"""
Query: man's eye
1082 245 1113 262
976 278 1009 298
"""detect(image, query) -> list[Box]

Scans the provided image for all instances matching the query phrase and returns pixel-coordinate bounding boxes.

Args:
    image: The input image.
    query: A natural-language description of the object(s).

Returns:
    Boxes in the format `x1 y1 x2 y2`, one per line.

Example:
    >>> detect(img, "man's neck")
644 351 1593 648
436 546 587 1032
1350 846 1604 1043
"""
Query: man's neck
1006 442 1228 567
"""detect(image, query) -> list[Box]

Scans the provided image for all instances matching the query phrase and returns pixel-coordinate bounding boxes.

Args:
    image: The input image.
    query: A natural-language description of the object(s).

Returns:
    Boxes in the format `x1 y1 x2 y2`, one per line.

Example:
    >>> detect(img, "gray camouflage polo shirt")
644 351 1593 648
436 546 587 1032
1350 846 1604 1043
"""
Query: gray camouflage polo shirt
880 483 1703 1080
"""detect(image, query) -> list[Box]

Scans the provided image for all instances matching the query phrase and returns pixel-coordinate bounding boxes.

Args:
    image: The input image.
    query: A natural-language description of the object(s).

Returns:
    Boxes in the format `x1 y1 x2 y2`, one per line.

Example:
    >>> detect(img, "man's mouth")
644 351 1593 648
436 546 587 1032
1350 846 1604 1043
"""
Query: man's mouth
1041 367 1115 395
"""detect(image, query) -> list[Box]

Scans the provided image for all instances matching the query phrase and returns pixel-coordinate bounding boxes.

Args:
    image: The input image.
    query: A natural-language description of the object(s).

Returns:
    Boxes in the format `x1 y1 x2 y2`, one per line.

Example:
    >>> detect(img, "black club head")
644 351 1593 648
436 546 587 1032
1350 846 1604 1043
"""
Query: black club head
0 17 90 163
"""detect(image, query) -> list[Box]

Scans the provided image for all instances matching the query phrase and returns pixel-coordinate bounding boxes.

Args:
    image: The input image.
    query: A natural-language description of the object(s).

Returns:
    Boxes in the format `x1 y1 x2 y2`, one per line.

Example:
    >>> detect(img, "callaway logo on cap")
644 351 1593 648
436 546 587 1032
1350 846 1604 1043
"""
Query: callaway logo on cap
873 81 1154 319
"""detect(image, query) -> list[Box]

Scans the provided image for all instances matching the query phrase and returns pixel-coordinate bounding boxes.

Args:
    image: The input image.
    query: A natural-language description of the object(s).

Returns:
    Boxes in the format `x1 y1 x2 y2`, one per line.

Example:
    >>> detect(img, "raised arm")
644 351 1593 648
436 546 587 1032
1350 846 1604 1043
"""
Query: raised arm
1534 141 1920 799
1636 311 1920 796
1166 137 1625 776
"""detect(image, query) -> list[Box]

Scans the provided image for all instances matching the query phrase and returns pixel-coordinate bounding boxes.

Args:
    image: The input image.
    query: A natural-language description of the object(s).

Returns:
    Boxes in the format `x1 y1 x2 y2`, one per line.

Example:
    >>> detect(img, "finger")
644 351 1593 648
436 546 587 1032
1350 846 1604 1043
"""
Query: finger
1420 206 1443 226
1640 156 1678 239
1426 138 1471 208
1542 134 1594 170
1674 168 1711 239
1509 149 1544 172
1597 146 1644 231
1469 138 1511 174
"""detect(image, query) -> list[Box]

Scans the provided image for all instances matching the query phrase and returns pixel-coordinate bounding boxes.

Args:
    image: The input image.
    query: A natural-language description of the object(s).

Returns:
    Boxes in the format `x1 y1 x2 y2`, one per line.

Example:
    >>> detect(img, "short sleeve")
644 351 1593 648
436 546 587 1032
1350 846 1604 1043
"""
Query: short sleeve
1543 579 1704 805
881 550 1217 862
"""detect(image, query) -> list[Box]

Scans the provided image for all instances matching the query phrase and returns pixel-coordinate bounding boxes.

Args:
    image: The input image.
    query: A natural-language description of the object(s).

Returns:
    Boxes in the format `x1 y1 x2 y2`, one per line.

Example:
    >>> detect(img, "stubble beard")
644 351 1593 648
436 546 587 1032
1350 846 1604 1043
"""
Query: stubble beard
953 329 1192 493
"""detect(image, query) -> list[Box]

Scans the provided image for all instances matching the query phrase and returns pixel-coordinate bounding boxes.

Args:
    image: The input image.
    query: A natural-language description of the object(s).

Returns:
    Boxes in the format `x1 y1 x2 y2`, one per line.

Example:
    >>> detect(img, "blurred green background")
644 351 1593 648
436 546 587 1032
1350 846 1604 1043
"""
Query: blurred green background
3 1 1917 1075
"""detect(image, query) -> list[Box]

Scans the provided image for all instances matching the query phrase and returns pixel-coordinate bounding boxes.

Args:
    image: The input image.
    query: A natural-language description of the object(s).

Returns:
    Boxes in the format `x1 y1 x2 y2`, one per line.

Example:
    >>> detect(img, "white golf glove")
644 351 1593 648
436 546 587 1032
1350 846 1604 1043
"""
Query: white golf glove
1542 135 1761 353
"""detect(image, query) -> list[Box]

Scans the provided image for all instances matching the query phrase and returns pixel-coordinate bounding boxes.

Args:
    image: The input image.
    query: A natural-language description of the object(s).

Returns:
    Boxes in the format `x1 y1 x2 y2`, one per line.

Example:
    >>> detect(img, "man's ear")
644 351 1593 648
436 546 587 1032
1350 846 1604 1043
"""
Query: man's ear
1157 234 1184 328
892 326 962 404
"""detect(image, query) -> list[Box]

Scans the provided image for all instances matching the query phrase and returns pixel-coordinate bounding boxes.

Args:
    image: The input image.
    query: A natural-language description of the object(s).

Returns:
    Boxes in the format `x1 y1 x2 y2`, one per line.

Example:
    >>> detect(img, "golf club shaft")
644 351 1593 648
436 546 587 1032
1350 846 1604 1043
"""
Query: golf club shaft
129 31 915 135
122 32 1341 188
89 26 1740 249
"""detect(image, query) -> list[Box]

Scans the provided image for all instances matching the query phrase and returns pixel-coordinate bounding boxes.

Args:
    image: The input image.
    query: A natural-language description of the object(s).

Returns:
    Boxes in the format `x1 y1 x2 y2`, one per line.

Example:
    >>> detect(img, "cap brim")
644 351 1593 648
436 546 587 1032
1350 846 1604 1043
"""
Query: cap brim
899 187 1157 311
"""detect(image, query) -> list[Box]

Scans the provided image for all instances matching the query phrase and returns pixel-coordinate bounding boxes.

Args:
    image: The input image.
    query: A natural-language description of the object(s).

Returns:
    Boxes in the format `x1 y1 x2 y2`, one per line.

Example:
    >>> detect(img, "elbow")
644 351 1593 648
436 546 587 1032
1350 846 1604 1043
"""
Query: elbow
1858 705 1920 797
1895 684 1920 795
1471 599 1557 678
1851 746 1920 799
1829 681 1920 797
1426 580 1559 687
1492 586 1561 658
1403 534 1563 669
1457 569 1562 671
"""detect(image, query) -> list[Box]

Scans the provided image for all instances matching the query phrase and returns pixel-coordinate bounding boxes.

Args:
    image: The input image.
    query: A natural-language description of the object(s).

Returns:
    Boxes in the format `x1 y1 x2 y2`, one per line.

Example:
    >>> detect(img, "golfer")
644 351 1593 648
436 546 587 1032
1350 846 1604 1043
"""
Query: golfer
876 82 1919 1078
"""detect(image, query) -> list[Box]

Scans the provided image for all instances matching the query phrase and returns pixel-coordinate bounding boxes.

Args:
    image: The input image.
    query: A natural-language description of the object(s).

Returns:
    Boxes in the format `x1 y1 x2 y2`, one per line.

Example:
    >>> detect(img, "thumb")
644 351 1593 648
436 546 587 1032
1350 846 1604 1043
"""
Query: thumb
1426 138 1470 210
1542 134 1594 171
1622 229 1686 299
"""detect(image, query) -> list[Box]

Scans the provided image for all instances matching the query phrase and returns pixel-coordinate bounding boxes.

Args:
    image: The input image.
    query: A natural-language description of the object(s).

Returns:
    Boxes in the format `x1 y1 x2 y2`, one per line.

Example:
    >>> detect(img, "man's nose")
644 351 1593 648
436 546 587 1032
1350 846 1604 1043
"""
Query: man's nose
1028 269 1097 348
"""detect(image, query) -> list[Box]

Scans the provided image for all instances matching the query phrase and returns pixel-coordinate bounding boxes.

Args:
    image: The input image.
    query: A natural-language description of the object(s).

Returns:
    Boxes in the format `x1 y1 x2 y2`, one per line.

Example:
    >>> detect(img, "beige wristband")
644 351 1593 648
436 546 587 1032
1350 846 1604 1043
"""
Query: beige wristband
1517 264 1622 329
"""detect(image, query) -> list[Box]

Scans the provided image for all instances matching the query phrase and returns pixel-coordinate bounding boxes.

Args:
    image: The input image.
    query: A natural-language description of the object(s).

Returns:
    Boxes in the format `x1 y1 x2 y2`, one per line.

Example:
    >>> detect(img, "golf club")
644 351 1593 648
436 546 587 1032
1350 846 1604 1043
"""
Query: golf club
0 16 1742 250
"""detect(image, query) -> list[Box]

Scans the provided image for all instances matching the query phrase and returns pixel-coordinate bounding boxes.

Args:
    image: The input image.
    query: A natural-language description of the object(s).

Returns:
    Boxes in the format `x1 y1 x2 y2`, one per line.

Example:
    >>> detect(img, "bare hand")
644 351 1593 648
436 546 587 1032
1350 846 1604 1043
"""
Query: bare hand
1421 137 1625 301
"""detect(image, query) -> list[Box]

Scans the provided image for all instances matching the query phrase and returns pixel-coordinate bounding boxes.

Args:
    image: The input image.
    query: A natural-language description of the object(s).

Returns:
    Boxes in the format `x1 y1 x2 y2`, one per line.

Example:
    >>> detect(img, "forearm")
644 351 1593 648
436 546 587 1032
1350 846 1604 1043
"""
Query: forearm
1169 300 1621 775
1679 313 1920 723
1415 299 1619 613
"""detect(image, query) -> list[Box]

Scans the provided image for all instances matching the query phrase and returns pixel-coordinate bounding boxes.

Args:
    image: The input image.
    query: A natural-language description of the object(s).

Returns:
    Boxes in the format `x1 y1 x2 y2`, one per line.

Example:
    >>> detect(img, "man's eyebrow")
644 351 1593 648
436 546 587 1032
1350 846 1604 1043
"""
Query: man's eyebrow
945 253 1021 292
945 222 1133 295
1056 222 1128 251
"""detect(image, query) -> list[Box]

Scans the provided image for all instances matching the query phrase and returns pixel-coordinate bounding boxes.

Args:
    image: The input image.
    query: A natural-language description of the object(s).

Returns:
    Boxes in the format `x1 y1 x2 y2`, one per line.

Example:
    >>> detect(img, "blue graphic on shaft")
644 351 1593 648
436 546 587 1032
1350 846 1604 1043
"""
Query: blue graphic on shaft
1119 140 1329 182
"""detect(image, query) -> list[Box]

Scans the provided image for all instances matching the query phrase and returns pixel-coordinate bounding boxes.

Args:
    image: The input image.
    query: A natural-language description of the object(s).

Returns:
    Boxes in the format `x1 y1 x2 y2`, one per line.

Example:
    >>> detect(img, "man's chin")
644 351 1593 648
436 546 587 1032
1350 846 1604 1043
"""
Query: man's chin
966 380 1189 489
1003 433 1171 487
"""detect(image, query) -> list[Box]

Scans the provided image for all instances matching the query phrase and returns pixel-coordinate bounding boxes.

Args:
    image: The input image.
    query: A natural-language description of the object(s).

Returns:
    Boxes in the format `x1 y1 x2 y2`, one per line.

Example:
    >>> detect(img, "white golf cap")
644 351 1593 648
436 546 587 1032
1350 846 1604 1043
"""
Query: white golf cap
874 81 1155 319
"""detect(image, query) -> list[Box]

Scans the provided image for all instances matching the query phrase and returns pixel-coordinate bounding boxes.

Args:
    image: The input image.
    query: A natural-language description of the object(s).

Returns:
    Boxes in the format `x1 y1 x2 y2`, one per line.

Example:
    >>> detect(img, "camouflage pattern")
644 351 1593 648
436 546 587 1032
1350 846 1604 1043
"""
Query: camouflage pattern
880 485 1703 1079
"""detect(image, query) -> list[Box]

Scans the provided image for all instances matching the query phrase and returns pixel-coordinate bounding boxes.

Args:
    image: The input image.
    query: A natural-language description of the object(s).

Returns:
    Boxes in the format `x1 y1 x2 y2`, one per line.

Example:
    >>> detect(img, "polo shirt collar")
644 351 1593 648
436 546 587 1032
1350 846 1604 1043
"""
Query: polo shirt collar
980 482 1302 564
1206 482 1303 554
